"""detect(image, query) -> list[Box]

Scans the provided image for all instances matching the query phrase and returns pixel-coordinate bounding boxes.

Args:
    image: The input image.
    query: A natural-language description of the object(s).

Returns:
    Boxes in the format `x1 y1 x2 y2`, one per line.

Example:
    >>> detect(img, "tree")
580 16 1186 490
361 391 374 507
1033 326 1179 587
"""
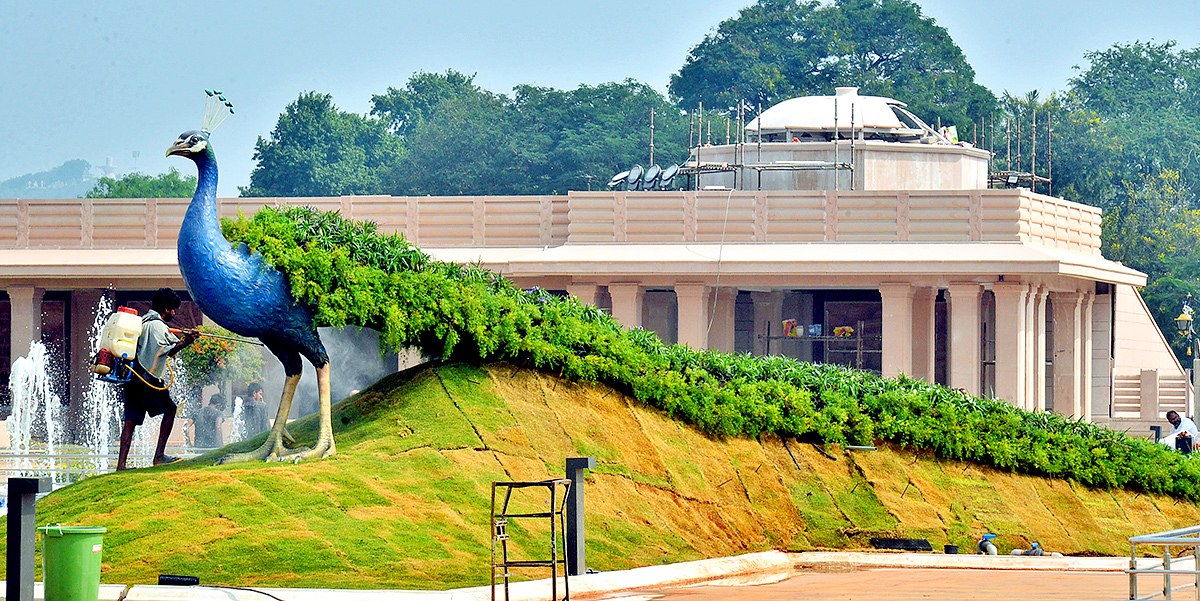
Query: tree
513 80 691 193
670 0 996 129
388 91 539 196
670 0 827 111
370 70 483 138
1101 170 1200 358
1067 41 1200 207
83 168 196 198
386 79 690 196
240 92 403 197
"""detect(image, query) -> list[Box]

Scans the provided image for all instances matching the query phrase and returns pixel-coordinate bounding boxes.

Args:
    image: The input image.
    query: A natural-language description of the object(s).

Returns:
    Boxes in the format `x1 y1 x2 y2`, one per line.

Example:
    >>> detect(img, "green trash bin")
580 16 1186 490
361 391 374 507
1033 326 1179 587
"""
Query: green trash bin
38 524 107 601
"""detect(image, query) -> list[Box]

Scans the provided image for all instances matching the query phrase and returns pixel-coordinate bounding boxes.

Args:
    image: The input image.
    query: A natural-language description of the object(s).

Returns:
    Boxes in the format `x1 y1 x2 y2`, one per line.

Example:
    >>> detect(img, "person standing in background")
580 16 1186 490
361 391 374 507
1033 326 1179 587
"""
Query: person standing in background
242 382 270 438
194 392 226 449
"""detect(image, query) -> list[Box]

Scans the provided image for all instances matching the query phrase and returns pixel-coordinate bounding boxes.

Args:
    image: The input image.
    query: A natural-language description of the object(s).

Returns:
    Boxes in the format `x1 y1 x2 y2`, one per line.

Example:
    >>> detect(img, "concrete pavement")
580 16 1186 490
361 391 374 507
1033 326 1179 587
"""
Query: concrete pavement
0 550 1159 601
621 568 1131 601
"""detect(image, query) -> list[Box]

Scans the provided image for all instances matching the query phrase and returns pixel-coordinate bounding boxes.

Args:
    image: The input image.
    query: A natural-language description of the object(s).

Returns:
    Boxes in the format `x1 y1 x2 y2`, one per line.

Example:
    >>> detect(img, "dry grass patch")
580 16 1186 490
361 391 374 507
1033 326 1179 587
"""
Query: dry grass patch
543 378 670 482
485 368 575 460
725 437 805 540
985 472 1080 552
852 451 942 531
1023 477 1110 553
1151 493 1200 528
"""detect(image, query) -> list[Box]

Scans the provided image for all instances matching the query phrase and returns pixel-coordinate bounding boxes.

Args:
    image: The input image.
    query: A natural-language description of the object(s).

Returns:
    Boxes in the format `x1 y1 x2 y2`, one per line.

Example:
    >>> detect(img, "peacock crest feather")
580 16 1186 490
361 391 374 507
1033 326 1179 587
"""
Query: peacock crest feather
202 89 234 133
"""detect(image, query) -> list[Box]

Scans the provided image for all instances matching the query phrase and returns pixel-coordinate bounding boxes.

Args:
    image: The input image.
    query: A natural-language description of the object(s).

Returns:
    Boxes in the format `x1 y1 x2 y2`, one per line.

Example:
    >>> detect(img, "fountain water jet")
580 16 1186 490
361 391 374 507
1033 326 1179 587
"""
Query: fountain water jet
4 296 198 480
5 341 65 471
229 395 247 443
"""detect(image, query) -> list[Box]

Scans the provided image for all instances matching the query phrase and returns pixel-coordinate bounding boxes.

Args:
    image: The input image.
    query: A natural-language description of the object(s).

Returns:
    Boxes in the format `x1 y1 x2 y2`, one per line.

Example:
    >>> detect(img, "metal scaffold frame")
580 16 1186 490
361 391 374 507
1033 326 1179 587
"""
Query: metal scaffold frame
681 100 859 192
491 478 572 601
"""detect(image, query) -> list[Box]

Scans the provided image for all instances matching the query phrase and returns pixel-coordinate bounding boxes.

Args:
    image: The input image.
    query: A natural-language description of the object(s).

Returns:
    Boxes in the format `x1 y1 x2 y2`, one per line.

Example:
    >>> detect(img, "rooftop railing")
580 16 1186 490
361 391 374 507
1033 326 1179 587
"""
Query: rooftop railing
0 188 1101 254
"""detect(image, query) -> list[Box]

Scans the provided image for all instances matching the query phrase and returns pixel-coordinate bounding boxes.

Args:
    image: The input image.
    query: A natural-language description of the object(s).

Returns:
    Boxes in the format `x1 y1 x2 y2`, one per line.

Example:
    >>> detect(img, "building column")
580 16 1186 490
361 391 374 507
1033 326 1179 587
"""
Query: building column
879 283 915 378
993 282 1029 407
8 287 44 366
1080 291 1095 422
707 287 738 353
1051 291 1083 418
1033 287 1049 412
911 287 937 382
674 284 711 350
565 283 599 306
69 289 106 443
607 283 644 331
1021 287 1037 411
946 283 982 395
751 291 784 356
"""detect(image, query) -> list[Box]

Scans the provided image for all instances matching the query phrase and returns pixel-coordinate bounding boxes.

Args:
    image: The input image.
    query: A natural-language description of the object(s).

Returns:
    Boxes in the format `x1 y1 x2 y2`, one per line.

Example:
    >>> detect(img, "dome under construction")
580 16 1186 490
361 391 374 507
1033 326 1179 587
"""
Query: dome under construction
683 87 990 192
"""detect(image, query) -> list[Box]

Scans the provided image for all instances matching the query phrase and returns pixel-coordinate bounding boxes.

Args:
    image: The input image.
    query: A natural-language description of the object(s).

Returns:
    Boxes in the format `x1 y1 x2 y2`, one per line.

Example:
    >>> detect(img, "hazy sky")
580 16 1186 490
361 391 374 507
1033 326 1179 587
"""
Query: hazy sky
3 0 1200 196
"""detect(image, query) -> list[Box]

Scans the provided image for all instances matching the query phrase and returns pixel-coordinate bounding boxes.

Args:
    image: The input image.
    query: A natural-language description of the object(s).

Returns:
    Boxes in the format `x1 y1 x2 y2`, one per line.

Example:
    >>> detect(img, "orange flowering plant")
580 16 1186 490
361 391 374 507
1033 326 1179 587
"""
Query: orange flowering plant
177 324 263 387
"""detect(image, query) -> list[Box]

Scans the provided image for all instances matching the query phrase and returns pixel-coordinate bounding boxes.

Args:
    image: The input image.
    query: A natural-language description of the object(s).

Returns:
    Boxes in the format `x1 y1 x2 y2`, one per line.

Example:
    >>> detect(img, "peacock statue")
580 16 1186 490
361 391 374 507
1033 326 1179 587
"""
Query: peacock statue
168 92 334 463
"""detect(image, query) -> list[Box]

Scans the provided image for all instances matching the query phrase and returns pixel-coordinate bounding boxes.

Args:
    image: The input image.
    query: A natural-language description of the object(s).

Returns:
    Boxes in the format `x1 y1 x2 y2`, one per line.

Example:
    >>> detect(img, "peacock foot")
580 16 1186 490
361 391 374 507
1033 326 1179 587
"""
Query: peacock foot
217 437 286 464
275 437 336 463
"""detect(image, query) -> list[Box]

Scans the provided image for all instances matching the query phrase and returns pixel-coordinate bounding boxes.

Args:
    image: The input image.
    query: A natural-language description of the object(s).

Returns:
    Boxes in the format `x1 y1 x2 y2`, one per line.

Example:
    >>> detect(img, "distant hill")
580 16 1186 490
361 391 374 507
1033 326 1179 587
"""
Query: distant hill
4 362 1197 589
0 160 97 199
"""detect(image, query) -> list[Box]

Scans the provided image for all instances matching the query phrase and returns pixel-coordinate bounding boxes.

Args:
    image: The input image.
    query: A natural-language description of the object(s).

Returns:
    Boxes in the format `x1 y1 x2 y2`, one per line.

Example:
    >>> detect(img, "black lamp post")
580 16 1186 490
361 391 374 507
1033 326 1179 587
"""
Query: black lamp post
1176 294 1198 416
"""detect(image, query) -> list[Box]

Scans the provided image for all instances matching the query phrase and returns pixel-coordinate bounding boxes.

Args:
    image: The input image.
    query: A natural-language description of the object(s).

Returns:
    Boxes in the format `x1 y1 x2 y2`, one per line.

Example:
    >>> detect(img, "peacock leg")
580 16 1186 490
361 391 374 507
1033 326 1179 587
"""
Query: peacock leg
278 363 336 462
218 373 301 463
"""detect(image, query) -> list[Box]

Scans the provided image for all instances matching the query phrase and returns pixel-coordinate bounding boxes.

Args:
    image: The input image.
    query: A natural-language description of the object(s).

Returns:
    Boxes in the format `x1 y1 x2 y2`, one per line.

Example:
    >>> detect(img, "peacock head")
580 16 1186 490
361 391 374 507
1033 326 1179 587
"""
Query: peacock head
166 130 210 158
167 90 234 159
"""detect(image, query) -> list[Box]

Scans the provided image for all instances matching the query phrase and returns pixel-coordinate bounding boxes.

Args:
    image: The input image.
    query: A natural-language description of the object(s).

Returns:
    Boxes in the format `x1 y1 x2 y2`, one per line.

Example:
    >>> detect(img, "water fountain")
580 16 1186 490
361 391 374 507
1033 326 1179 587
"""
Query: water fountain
229 395 247 444
5 340 65 470
2 297 196 488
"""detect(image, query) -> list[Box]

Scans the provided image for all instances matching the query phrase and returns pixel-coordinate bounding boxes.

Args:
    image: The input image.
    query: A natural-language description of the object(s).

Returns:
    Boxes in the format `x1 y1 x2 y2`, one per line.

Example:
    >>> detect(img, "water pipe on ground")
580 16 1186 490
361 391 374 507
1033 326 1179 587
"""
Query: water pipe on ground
977 533 998 555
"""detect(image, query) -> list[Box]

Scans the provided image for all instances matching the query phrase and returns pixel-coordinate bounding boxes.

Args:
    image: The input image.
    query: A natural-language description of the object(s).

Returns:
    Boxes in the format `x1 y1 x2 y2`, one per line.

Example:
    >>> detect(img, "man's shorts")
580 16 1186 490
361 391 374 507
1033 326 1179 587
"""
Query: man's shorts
122 367 176 426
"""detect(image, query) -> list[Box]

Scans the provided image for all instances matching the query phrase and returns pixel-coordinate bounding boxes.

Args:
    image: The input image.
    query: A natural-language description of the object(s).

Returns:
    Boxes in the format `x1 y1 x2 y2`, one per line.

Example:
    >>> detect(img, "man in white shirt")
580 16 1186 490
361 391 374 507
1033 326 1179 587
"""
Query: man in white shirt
1161 410 1199 453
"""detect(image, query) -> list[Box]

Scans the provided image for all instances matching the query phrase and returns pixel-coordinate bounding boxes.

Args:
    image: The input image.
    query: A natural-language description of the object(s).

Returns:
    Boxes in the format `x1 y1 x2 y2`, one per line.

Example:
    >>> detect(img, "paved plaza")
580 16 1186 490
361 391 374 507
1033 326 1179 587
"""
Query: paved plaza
616 567 1132 601
2 551 1176 601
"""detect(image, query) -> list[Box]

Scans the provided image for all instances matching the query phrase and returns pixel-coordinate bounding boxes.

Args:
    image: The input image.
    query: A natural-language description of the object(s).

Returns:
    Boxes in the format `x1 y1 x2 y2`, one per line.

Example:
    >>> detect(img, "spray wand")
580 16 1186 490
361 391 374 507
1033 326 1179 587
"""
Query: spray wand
168 328 265 347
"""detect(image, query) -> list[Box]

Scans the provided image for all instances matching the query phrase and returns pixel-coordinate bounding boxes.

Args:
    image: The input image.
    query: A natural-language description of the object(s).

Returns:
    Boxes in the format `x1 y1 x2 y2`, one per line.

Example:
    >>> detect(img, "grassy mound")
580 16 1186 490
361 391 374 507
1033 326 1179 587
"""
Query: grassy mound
4 363 1199 589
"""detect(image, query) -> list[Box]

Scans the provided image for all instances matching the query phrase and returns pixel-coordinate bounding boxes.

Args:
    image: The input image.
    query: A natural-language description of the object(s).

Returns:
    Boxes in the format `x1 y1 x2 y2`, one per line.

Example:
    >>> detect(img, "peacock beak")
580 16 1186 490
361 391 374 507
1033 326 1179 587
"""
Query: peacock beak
166 139 189 157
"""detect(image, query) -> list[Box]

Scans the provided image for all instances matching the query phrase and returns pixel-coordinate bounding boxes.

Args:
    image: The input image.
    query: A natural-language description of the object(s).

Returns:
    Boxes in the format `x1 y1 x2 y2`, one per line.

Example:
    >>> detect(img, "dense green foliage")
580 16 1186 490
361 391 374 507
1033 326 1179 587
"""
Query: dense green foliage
223 206 1200 501
243 72 687 197
240 92 404 197
669 0 997 130
83 167 196 198
1068 41 1200 206
1100 170 1200 352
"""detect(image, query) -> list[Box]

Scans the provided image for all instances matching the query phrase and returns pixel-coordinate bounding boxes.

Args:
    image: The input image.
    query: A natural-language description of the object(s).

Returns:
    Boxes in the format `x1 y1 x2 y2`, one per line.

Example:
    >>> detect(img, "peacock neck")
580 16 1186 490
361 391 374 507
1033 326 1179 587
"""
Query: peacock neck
183 149 222 244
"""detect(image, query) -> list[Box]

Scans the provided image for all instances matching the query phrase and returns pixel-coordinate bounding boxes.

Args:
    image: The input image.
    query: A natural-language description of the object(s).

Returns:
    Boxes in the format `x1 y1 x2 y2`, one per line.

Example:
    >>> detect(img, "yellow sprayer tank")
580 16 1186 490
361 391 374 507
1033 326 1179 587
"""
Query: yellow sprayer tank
99 307 141 359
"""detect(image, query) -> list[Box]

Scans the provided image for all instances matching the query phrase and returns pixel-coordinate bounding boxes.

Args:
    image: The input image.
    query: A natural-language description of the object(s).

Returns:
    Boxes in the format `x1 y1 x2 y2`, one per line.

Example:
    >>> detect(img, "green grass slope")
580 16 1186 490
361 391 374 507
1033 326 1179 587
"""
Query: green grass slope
6 362 1198 589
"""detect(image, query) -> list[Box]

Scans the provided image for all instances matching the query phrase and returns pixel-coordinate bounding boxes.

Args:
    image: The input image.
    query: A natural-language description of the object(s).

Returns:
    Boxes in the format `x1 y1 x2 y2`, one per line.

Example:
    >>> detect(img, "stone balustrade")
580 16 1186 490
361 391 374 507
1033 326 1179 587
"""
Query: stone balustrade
567 189 1102 253
0 188 1101 254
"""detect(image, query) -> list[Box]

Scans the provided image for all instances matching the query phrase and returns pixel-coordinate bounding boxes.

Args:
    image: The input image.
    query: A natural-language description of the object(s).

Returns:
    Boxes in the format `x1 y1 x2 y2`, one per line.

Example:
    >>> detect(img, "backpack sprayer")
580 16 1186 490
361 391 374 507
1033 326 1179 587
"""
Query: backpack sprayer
91 307 141 384
91 307 263 385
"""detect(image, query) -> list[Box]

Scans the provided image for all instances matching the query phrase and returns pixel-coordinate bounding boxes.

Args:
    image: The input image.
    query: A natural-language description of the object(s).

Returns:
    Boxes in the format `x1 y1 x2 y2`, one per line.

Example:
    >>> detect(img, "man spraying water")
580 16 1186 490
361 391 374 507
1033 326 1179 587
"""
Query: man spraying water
116 288 199 471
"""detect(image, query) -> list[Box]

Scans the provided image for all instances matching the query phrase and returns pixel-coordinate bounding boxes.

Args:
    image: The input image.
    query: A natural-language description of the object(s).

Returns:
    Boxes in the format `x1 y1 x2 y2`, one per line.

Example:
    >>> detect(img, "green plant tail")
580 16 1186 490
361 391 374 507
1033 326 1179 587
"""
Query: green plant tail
219 206 1200 502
